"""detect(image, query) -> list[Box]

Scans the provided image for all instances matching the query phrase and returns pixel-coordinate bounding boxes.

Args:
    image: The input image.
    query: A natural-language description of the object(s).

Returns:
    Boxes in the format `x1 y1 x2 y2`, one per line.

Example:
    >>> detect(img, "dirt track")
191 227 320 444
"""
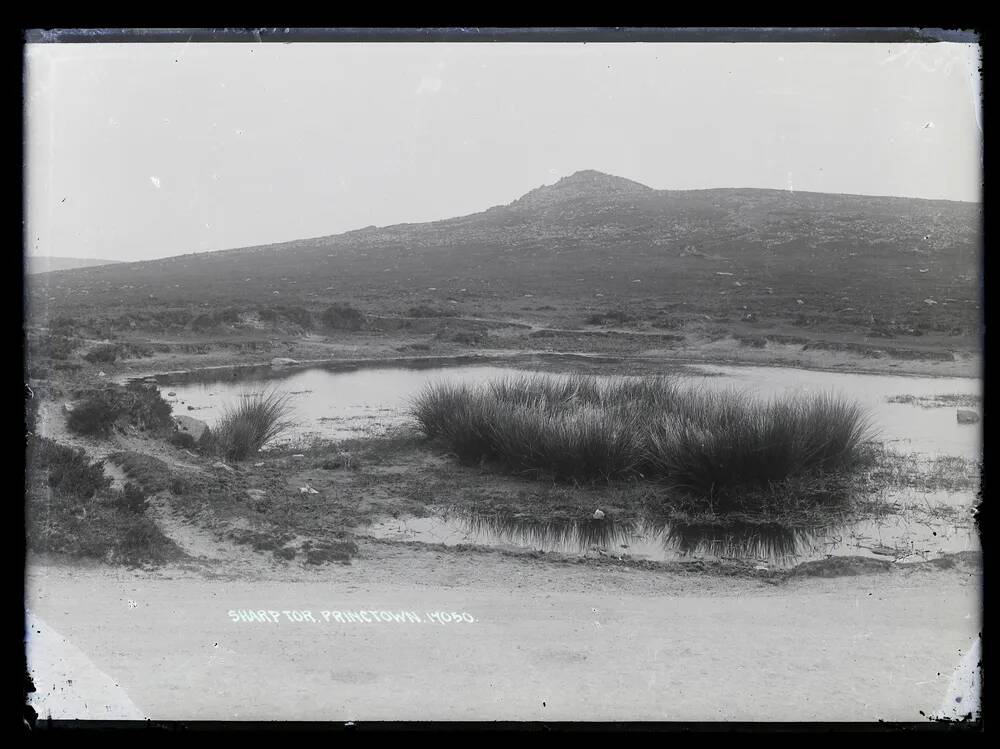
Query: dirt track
25 547 981 723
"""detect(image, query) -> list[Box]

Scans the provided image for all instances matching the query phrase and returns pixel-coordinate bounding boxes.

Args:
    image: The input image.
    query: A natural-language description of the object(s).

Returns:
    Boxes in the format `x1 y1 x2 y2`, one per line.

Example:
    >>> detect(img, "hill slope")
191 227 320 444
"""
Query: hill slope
26 256 122 275
27 170 982 336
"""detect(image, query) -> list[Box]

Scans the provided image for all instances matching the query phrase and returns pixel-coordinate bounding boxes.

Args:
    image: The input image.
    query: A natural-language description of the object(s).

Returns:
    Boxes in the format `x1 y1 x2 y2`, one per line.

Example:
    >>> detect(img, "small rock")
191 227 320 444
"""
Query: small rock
271 357 299 367
246 489 266 500
299 485 320 495
957 409 980 425
253 462 265 467
796 299 804 305
924 298 938 306
167 391 176 397
98 371 107 377
291 453 305 459
187 405 195 411
213 461 235 473
592 509 606 520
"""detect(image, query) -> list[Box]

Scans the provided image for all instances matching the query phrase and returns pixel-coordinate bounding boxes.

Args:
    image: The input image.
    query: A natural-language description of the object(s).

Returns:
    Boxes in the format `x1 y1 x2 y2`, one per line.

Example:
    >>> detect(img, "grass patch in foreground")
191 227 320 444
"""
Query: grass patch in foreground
411 375 875 508
25 437 180 565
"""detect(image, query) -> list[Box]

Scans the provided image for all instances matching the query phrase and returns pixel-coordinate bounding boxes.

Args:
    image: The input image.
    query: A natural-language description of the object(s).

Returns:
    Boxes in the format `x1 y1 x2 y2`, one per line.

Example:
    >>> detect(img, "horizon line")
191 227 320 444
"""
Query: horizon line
26 172 982 264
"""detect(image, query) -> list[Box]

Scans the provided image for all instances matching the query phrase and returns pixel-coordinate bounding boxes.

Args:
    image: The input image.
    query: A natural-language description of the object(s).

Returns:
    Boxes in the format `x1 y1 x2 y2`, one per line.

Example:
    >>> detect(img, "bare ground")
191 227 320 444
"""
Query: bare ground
25 548 982 722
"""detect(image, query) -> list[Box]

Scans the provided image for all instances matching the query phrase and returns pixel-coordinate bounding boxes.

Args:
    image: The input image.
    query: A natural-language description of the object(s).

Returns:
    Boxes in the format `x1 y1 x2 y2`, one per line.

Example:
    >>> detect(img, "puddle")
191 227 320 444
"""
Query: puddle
359 503 980 568
163 358 982 459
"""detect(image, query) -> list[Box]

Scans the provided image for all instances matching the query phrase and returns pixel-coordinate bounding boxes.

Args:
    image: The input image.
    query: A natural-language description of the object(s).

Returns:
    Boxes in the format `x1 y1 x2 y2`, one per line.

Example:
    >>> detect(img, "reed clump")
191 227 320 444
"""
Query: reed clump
411 375 875 504
210 389 296 461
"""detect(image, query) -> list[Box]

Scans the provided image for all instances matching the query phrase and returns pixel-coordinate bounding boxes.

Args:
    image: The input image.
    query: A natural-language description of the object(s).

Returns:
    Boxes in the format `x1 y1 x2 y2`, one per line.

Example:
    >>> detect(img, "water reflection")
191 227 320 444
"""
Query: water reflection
661 521 827 561
443 512 832 563
464 514 635 551
362 495 979 566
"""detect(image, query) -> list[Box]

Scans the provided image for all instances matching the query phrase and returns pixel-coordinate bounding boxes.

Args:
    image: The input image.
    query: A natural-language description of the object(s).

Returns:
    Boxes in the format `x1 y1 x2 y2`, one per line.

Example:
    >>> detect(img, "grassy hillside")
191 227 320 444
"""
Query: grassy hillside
26 256 123 275
26 171 982 338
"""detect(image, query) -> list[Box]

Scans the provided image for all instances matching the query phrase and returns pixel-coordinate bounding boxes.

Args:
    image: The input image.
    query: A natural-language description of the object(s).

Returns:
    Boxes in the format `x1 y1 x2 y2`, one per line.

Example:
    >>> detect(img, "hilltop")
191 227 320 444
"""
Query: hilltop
26 170 982 342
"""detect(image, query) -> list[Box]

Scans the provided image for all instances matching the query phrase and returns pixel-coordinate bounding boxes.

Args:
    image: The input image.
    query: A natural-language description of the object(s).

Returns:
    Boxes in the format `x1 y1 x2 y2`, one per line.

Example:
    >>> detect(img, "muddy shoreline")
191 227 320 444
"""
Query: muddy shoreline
118 341 981 389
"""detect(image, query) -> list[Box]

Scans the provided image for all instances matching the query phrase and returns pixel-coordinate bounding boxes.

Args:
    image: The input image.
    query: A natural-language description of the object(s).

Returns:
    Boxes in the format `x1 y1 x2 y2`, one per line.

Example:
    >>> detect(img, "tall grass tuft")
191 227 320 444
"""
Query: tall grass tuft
211 389 296 461
410 374 876 501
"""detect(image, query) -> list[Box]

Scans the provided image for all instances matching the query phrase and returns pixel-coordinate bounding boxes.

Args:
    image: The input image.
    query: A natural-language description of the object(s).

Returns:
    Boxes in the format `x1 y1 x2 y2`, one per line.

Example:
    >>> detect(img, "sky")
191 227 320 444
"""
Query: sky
24 41 983 262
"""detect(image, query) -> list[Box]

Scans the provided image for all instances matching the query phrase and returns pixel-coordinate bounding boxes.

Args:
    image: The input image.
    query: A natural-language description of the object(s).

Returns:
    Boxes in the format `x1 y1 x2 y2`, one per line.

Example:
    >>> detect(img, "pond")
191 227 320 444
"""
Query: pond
161 356 981 567
162 358 981 458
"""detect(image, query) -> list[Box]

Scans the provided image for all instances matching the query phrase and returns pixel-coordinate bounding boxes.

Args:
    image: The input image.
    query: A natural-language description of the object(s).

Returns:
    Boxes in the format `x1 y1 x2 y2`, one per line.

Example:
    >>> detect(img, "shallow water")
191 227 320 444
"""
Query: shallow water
165 359 982 458
692 364 982 459
165 357 981 566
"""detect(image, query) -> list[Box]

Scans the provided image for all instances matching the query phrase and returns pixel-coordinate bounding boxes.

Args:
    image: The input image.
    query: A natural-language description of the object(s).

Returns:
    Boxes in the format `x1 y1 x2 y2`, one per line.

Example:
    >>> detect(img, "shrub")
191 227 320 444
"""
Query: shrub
211 389 295 461
168 431 197 450
122 384 174 431
152 309 195 329
107 482 149 514
25 437 179 566
66 391 123 436
169 477 189 496
67 386 174 437
321 303 364 331
411 375 875 503
408 305 458 318
29 334 81 361
84 344 118 364
586 309 636 326
27 437 112 500
278 306 313 329
49 315 77 335
191 313 215 331
117 342 155 359
215 308 241 324
108 451 172 493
